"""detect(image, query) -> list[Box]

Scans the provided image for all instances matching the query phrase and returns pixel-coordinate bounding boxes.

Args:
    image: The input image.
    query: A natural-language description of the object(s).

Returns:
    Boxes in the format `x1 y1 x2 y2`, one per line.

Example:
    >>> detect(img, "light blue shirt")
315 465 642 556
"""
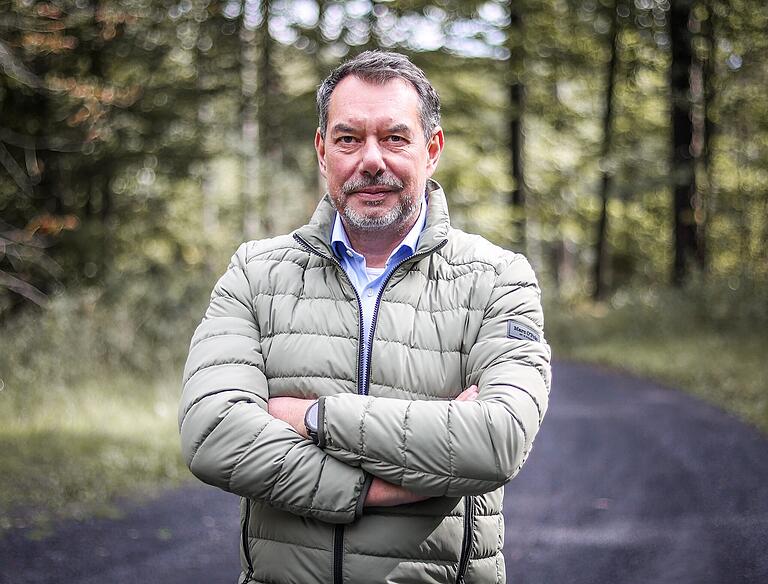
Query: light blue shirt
331 198 428 393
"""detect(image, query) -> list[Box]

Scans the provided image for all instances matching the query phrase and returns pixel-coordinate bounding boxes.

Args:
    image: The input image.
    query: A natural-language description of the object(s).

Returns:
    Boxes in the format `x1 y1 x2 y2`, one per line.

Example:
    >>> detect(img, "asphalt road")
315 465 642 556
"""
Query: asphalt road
2 362 767 584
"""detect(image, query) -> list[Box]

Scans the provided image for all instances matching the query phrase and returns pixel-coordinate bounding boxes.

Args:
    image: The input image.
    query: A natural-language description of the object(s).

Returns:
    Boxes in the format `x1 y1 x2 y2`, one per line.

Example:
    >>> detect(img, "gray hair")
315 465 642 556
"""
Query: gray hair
316 50 441 143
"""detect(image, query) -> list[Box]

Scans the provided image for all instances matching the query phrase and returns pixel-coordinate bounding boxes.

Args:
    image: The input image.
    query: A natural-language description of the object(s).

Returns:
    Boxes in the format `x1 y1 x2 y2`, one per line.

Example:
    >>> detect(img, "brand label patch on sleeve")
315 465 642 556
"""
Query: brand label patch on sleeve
507 320 541 343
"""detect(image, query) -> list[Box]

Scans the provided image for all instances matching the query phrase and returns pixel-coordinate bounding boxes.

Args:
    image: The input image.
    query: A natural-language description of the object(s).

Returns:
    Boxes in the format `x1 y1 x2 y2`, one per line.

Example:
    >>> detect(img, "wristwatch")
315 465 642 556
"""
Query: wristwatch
304 400 320 445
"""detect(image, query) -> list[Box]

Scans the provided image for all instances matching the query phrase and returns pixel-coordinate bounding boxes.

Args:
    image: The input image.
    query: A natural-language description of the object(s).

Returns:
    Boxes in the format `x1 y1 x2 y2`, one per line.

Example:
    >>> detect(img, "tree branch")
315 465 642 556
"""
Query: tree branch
0 270 47 306
0 38 44 89
0 140 33 196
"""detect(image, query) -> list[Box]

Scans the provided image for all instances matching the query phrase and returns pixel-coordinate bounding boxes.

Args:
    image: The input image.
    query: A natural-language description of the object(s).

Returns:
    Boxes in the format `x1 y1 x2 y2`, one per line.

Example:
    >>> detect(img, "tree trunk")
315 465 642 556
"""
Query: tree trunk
698 0 718 272
89 40 113 279
669 0 699 286
256 0 277 235
240 20 260 240
593 1 620 301
508 3 526 251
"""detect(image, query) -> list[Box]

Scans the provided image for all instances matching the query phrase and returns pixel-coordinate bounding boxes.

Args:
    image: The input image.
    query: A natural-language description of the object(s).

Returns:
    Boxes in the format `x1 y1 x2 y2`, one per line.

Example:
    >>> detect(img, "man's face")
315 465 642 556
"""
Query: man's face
315 75 444 235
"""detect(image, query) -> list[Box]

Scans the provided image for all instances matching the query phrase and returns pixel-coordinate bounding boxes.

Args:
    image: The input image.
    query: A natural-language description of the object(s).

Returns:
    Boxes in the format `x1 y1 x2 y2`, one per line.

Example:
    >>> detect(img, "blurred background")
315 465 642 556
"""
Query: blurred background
0 0 766 532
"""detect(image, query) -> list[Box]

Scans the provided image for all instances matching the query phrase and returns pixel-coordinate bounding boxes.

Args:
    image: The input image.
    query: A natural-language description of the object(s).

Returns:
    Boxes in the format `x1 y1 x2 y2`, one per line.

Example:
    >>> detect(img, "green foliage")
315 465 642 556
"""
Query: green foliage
1 278 210 392
545 279 768 433
2 0 767 306
0 273 214 531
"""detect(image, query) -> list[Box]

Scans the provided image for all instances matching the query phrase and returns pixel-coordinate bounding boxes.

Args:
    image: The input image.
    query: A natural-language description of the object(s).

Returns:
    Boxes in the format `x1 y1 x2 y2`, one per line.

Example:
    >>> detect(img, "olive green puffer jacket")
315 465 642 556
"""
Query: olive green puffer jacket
179 181 551 584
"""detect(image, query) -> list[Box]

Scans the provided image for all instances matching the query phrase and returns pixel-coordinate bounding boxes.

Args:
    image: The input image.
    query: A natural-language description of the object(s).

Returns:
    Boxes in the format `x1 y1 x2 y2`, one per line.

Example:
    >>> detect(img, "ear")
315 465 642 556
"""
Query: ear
314 129 327 177
425 127 444 178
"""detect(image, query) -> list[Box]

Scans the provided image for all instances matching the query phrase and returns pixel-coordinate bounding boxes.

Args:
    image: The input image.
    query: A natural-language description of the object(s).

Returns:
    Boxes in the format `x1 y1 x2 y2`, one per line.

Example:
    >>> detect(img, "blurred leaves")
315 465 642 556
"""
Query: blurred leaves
0 0 765 341
1 1 766 303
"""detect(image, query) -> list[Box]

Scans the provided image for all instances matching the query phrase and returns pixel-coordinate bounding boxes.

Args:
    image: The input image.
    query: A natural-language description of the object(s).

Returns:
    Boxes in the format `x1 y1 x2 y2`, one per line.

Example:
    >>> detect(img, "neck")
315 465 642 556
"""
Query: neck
343 211 420 268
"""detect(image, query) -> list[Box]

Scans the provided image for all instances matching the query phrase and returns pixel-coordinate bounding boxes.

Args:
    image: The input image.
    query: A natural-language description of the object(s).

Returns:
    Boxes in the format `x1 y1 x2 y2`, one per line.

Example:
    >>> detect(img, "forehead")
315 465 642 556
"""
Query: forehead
327 75 421 130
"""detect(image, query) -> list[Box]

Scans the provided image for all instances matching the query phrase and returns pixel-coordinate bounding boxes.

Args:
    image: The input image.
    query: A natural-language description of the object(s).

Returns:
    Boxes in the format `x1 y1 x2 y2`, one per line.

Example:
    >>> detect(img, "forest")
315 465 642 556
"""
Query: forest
0 0 766 525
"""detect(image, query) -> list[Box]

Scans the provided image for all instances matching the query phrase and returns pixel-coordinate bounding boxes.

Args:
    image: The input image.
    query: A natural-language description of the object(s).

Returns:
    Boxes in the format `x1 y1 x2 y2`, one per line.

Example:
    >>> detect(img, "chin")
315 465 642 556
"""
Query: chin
342 204 406 232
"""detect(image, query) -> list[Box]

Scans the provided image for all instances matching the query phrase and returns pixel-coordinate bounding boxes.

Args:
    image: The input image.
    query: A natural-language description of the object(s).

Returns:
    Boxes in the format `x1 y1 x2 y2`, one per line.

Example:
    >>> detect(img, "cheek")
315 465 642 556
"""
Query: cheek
393 161 422 185
325 157 353 182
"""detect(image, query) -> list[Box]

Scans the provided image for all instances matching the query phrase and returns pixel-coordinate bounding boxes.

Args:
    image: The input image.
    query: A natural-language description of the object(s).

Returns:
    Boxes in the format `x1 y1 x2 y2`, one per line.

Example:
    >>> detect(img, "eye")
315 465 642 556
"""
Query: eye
386 135 405 143
337 136 357 144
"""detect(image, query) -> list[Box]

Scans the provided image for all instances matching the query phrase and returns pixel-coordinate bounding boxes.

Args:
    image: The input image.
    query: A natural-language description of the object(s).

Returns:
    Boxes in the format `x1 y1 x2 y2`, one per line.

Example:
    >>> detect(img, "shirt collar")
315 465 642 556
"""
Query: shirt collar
331 196 428 265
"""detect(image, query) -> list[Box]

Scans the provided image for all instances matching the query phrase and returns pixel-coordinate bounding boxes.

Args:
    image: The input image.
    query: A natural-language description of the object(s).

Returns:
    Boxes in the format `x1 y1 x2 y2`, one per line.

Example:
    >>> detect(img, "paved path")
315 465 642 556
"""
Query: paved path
503 363 768 584
2 362 767 583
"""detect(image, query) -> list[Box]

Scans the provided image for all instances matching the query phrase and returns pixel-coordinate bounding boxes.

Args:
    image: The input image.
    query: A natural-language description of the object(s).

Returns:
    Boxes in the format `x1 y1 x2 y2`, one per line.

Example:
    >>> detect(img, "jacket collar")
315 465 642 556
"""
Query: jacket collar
293 179 450 259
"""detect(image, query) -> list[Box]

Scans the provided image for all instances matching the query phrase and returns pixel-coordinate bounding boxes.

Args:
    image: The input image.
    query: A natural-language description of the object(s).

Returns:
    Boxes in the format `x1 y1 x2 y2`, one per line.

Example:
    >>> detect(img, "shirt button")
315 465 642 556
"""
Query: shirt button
346 250 353 257
367 289 375 297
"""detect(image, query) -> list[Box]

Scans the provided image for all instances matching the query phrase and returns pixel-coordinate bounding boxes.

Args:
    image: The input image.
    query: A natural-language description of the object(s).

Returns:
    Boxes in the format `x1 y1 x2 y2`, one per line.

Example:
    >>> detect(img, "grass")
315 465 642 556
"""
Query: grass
0 280 208 536
545 292 768 434
0 373 189 536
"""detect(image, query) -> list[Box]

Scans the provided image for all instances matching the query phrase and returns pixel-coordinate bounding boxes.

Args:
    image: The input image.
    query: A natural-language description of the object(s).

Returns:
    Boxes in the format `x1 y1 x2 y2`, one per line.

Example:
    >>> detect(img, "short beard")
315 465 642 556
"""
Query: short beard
338 173 418 232
342 197 419 232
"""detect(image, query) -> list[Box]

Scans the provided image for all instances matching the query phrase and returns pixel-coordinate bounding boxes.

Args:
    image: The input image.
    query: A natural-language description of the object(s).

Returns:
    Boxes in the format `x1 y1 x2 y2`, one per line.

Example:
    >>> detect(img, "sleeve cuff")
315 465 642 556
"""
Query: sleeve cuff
355 473 374 519
317 395 327 449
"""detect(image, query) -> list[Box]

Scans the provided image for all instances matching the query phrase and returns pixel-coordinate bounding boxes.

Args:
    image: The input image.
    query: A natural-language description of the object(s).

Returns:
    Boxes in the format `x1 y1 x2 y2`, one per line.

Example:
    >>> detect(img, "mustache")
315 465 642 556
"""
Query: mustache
341 173 404 195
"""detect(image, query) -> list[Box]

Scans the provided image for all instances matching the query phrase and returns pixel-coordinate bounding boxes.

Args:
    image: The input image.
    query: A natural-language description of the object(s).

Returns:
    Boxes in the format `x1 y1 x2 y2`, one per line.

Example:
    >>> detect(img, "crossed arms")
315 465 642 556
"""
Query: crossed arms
178 244 550 524
267 385 479 507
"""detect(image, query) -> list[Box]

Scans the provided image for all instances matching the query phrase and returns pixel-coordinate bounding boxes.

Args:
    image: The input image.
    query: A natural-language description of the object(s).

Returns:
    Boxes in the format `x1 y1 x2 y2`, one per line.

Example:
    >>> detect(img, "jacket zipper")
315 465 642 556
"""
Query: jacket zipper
294 233 447 395
293 233 363 584
333 525 345 584
360 239 447 395
241 498 254 583
456 495 475 584
293 233 447 584
293 233 366 392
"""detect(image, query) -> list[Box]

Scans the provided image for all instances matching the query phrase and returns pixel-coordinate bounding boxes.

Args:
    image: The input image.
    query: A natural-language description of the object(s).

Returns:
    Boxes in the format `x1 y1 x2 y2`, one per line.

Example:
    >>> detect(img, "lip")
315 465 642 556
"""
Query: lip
354 187 393 195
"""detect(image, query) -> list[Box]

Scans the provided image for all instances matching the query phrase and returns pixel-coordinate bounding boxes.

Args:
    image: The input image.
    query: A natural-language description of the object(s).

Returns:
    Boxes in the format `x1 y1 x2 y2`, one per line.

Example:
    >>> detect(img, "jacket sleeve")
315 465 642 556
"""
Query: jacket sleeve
317 254 551 497
178 243 370 524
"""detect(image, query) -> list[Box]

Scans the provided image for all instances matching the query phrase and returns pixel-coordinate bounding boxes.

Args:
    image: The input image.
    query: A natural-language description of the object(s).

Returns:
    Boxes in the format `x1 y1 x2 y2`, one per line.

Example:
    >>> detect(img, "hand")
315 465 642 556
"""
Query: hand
364 477 429 507
454 384 479 401
268 396 315 439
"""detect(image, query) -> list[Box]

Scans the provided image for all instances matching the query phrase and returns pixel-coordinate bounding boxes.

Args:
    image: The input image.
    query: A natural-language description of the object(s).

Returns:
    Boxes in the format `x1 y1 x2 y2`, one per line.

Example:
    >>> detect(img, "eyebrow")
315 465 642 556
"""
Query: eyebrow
330 122 414 135
331 123 357 134
387 123 412 135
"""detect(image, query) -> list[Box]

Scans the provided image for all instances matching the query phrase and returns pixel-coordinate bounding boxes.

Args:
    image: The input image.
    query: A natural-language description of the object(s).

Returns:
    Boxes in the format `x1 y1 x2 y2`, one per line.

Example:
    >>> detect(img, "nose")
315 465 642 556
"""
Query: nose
358 137 386 178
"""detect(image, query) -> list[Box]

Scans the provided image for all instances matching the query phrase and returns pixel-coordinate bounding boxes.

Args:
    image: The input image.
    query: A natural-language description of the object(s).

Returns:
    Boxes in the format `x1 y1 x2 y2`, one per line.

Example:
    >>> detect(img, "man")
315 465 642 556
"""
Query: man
179 51 551 584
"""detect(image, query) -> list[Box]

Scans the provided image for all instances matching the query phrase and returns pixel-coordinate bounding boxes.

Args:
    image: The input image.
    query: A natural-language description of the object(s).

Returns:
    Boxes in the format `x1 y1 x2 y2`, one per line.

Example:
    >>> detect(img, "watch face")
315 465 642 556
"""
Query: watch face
306 401 319 430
